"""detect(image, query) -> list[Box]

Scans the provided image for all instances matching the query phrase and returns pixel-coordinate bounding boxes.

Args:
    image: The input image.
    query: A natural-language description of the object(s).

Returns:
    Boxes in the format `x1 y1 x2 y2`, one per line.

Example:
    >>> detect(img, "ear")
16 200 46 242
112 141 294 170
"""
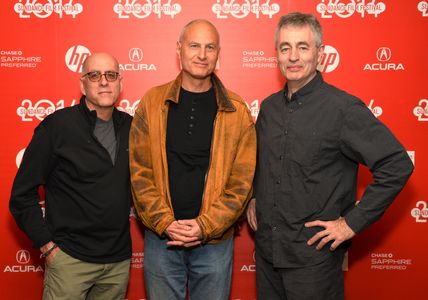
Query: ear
176 41 181 57
80 78 86 95
119 77 124 93
317 45 325 64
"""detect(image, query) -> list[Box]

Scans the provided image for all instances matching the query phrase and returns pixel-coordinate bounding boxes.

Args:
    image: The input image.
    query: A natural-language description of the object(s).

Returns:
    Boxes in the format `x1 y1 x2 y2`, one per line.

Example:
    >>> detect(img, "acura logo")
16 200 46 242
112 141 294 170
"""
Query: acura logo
16 250 31 264
376 47 391 62
129 48 143 62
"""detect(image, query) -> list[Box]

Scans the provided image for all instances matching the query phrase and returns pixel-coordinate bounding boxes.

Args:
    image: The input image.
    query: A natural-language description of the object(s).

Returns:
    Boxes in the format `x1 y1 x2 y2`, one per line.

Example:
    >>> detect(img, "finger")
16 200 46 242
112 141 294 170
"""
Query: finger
182 241 202 248
307 230 328 245
177 219 195 226
167 240 185 246
316 235 334 250
329 239 342 251
305 220 325 228
250 216 257 231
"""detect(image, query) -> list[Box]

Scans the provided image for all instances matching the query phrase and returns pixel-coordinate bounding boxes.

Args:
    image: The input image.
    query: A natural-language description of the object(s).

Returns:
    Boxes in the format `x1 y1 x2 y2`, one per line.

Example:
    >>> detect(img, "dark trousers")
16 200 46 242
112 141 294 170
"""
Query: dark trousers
256 250 345 300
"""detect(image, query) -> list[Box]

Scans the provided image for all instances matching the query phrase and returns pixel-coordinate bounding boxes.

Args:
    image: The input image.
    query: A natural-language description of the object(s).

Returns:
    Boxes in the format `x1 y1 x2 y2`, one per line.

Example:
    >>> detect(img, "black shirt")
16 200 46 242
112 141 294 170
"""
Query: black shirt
254 72 413 268
166 87 217 219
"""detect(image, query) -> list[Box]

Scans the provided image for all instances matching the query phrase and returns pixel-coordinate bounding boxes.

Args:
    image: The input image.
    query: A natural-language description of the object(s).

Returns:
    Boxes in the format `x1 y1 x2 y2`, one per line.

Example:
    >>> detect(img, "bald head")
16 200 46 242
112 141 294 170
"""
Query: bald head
81 52 120 75
179 19 220 46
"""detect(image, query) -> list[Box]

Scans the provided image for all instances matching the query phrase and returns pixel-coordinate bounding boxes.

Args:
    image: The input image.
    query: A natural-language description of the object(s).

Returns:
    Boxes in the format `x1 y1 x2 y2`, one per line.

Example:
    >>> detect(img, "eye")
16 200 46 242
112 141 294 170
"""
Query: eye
189 43 199 48
105 71 119 81
280 47 290 53
299 46 309 51
87 71 101 80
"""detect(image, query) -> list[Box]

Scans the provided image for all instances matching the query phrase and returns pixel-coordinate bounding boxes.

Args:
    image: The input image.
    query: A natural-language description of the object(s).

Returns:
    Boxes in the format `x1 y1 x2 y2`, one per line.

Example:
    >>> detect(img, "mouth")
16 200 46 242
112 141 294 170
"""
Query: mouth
287 65 302 72
193 62 209 67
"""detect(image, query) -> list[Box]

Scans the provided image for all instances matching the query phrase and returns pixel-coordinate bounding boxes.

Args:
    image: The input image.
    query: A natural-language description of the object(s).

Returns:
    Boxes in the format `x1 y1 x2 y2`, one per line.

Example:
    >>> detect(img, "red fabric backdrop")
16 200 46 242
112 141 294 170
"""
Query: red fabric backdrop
1 0 426 299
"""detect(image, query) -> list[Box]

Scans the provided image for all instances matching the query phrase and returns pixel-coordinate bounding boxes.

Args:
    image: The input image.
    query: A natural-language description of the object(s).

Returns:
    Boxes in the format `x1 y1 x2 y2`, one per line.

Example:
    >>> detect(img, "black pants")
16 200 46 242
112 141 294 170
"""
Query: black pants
256 250 345 300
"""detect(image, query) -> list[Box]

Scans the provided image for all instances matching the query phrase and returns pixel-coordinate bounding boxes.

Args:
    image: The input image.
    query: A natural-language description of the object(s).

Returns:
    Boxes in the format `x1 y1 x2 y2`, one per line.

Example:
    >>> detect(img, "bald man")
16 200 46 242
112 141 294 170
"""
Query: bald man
10 53 132 300
130 19 256 299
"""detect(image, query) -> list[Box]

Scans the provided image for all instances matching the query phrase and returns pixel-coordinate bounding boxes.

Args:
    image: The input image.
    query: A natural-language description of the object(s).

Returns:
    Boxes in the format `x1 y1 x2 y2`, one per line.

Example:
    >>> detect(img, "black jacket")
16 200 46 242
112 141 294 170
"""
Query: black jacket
10 96 132 263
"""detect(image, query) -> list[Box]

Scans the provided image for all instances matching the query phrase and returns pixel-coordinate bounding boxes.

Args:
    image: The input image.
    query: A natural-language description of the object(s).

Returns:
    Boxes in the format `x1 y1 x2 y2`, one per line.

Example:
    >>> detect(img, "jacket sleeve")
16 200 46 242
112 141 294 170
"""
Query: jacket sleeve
9 121 55 248
129 99 175 236
340 101 414 233
197 109 257 241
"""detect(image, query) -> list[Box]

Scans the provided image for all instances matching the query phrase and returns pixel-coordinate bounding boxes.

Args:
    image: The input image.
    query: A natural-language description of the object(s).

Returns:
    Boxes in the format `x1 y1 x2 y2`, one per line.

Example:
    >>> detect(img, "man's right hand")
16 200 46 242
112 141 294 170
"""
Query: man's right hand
40 241 59 265
246 198 257 231
165 220 201 247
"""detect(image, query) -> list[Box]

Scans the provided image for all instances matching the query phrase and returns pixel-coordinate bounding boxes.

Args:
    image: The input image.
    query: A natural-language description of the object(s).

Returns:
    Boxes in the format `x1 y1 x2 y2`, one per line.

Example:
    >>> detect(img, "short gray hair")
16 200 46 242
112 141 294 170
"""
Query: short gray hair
275 12 323 48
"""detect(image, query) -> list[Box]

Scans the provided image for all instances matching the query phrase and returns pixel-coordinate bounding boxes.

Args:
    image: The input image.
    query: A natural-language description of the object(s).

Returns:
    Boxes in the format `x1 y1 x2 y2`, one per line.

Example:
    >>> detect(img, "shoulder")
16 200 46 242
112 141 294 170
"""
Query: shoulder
40 105 79 127
319 81 363 108
225 88 248 110
260 89 284 110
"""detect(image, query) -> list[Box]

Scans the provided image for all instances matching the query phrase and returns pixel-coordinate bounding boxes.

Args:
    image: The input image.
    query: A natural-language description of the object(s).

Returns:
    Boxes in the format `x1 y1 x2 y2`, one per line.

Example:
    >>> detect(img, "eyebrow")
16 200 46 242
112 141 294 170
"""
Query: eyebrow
279 41 310 48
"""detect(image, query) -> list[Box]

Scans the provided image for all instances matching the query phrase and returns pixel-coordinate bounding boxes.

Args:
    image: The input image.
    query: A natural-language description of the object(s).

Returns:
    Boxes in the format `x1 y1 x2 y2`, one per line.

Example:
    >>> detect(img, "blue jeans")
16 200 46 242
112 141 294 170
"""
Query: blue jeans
143 229 233 300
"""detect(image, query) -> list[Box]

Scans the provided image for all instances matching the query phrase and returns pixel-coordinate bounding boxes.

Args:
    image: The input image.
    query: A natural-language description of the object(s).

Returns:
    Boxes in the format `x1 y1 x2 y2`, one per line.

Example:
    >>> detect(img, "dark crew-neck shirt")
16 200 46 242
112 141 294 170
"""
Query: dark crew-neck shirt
166 87 217 219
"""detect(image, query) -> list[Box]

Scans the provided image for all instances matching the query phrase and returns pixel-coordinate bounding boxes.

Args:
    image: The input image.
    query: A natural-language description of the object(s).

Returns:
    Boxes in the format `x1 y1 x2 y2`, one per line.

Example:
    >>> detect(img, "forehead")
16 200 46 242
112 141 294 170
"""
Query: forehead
182 22 219 44
278 24 315 45
84 54 118 72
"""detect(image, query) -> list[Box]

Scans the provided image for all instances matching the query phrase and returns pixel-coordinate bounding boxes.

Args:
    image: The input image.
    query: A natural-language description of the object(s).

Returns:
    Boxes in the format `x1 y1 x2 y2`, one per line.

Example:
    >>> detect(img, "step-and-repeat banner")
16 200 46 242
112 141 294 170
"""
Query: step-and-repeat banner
0 0 426 299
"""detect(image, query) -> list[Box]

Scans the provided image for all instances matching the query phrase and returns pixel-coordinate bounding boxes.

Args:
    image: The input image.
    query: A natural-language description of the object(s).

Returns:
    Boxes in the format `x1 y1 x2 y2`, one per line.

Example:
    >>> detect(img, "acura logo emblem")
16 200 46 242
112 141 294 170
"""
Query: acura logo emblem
129 48 143 62
376 47 391 62
16 250 31 264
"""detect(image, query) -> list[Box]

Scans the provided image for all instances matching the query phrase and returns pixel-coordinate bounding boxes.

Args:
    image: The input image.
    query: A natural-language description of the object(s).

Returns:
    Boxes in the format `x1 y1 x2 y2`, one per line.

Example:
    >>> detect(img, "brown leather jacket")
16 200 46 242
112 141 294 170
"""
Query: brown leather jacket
129 72 256 243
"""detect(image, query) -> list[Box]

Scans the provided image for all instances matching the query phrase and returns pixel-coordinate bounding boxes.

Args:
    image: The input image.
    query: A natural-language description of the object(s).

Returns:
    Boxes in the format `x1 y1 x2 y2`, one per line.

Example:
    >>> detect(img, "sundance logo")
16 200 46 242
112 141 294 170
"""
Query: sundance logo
363 47 404 71
212 0 280 19
14 0 83 19
118 99 140 116
411 201 428 223
316 0 386 19
17 98 77 121
4 250 43 273
113 0 182 19
413 99 428 121
418 1 428 16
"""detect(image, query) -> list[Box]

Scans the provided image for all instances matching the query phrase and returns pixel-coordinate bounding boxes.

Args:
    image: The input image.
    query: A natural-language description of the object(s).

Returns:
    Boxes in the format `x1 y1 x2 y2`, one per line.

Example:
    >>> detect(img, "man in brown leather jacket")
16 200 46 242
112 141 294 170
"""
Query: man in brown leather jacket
129 19 256 300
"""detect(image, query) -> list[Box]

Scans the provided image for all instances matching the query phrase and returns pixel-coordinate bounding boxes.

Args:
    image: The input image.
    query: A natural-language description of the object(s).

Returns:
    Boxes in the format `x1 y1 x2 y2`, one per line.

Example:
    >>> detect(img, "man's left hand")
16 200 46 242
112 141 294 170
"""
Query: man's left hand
166 219 203 248
305 217 356 251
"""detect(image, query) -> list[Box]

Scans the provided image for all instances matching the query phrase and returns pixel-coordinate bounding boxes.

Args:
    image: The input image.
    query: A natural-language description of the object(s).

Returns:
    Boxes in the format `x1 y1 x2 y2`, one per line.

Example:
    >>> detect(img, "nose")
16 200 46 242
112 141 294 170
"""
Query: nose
198 47 207 60
289 48 299 62
99 74 109 85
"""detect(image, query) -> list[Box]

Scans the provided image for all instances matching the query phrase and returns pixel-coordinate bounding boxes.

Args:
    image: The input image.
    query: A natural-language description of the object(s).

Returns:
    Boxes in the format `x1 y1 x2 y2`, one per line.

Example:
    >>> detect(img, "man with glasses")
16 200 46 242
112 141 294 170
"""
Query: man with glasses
129 19 256 299
10 52 132 300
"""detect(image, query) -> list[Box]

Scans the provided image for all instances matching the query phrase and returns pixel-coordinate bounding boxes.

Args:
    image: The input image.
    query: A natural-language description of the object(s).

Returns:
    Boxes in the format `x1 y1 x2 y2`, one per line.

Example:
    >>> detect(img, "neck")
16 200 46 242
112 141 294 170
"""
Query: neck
181 73 212 92
95 108 114 121
85 101 114 121
287 72 317 99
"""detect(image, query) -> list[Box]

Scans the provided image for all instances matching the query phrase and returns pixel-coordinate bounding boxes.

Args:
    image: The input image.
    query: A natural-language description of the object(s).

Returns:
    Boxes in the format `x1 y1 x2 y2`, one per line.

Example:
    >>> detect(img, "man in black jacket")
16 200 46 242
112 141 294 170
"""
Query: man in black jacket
246 12 414 300
10 53 132 300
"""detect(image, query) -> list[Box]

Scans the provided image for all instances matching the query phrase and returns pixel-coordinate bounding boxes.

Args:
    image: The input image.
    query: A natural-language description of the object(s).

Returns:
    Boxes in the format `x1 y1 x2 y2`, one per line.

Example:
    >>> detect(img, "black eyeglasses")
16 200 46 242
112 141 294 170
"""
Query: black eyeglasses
82 71 120 82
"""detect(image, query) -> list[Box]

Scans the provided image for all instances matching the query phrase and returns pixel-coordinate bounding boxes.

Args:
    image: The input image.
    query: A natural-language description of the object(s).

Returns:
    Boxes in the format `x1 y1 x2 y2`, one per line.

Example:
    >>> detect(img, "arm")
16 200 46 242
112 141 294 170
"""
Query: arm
306 101 413 250
197 112 257 242
129 100 175 236
340 102 413 233
9 122 55 248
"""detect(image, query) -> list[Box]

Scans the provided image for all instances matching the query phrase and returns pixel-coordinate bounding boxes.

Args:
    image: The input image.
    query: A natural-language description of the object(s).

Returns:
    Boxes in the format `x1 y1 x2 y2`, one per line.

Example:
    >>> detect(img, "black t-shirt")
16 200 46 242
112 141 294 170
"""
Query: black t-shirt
166 87 217 219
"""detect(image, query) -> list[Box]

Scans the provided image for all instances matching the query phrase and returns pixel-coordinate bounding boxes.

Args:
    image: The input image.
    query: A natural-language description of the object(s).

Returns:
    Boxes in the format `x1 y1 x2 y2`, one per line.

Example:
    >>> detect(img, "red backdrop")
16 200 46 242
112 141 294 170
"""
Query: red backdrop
1 0 426 299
